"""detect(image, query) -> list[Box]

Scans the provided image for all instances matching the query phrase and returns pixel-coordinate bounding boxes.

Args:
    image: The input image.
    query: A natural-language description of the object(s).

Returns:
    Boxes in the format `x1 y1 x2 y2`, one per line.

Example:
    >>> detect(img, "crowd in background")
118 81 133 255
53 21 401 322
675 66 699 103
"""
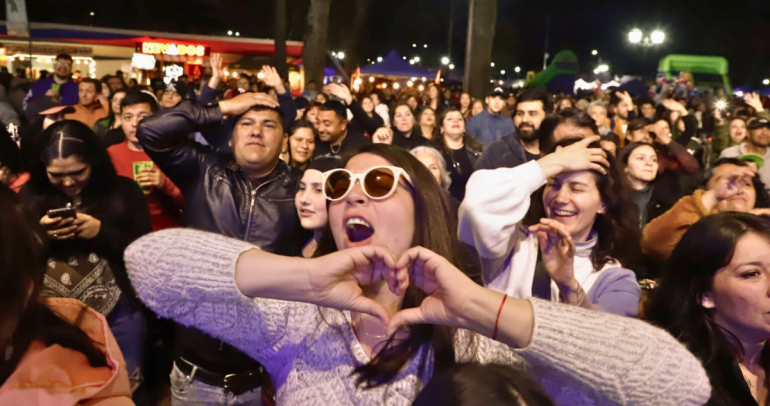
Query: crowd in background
2 51 770 406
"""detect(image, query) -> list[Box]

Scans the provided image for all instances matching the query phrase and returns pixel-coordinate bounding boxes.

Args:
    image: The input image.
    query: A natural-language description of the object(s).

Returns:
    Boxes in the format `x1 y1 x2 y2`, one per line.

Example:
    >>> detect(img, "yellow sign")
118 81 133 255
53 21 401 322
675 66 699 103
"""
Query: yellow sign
141 42 206 57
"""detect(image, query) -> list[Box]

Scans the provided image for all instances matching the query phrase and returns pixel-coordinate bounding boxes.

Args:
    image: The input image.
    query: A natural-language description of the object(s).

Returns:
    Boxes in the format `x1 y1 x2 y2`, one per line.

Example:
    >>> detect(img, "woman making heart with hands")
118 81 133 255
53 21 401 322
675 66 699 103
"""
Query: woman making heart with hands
126 143 709 406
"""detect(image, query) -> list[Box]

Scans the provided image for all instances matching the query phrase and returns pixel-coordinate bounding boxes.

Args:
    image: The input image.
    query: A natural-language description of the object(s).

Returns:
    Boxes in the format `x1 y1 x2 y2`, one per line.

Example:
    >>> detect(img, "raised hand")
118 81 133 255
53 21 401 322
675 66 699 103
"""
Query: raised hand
615 91 634 109
662 99 688 115
372 127 394 144
386 246 481 335
210 53 224 80
745 92 765 113
218 92 279 117
712 167 755 201
260 66 286 94
646 122 672 145
537 135 609 177
327 83 354 105
307 245 407 324
529 218 576 288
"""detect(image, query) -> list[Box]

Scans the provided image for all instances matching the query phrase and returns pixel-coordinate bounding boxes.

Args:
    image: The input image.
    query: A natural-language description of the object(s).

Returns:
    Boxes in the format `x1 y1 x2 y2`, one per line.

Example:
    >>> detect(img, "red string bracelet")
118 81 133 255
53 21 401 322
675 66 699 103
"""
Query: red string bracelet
492 294 508 341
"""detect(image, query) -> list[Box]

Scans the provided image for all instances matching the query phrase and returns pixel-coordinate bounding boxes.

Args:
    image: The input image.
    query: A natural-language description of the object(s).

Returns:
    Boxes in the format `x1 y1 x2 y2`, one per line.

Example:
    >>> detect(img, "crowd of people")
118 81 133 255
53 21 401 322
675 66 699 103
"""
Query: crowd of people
2 50 770 406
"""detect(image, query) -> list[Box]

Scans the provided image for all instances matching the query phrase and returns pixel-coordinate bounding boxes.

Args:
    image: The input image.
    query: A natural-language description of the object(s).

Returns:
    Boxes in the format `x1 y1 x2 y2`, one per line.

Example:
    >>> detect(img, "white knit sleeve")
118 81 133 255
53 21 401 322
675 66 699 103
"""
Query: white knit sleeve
124 228 300 366
469 299 711 406
458 161 546 278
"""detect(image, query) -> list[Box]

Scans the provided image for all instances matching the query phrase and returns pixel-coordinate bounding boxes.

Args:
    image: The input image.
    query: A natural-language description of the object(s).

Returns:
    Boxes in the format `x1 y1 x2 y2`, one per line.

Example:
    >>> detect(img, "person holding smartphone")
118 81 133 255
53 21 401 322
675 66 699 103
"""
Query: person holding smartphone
18 120 152 399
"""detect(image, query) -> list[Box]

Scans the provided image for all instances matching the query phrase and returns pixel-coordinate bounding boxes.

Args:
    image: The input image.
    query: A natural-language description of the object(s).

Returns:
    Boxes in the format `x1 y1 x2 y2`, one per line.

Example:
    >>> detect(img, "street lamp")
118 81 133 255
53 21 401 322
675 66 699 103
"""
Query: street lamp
764 79 770 85
449 63 455 70
414 56 421 63
490 62 495 67
593 64 609 74
500 70 506 75
423 44 428 48
591 50 598 56
650 30 665 44
409 59 415 65
441 57 450 65
514 66 521 73
629 29 643 44
235 32 240 37
337 52 345 60
412 44 417 48
227 30 233 36
90 11 95 16
377 56 383 62
369 76 375 83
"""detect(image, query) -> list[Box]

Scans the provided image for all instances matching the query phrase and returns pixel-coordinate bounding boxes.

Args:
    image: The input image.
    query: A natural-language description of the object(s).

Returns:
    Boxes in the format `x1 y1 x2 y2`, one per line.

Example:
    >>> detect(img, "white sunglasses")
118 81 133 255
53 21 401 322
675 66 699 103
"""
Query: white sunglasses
322 166 413 201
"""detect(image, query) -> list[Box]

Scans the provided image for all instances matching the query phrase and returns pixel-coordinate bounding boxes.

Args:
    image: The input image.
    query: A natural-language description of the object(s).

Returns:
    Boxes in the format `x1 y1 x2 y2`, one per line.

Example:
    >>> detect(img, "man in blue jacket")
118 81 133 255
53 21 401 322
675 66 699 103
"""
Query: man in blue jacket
23 53 78 117
465 86 514 147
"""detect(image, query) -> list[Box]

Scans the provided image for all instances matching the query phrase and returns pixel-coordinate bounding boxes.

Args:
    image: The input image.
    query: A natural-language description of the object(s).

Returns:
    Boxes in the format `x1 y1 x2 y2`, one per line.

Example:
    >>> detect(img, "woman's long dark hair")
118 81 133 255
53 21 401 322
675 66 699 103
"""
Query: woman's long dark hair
412 363 556 406
315 144 469 388
524 139 641 269
435 108 484 154
646 213 770 406
25 120 118 214
0 185 107 385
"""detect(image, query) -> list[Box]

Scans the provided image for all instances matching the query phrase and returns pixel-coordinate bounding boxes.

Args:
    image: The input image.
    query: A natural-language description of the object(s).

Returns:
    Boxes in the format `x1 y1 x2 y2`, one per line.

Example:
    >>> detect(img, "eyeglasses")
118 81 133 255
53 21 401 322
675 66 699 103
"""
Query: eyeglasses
322 166 412 201
55 61 73 67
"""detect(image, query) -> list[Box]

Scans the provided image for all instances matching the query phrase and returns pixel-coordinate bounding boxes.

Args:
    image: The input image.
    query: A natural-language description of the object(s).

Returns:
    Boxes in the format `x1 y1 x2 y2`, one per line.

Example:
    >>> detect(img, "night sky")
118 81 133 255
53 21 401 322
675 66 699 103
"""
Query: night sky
28 0 770 86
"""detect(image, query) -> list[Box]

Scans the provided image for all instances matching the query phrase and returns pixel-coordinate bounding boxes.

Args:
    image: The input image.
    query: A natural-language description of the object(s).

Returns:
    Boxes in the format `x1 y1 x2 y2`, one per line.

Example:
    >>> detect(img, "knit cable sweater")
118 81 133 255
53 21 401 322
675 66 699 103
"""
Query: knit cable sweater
125 228 710 406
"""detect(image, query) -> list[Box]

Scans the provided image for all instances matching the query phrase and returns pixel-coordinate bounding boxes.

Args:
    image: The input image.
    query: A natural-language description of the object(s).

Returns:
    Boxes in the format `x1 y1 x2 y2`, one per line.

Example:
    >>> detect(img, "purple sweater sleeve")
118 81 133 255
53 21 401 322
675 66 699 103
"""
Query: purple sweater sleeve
586 267 641 317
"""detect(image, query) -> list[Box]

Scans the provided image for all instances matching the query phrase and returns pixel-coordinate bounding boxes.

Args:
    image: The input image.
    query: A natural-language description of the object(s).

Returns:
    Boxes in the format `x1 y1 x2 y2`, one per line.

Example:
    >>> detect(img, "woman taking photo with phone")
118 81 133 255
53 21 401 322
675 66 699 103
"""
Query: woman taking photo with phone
18 120 152 397
126 143 709 405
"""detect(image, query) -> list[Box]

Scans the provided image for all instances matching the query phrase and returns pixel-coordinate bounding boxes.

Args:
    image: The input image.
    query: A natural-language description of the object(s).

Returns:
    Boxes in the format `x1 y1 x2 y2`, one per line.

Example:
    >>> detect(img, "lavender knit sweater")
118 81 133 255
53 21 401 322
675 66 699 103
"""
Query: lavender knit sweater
125 229 711 406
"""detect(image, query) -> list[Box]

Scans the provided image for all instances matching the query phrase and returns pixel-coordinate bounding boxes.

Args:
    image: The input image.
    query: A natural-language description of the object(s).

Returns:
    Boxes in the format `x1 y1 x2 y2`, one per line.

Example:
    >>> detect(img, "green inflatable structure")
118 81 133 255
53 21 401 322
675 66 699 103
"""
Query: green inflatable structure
658 54 732 96
525 50 579 93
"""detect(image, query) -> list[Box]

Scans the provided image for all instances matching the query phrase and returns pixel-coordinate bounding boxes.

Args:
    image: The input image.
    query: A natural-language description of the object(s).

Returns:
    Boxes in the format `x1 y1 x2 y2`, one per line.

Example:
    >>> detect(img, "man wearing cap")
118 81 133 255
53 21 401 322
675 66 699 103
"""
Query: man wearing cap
465 87 514 147
720 117 770 186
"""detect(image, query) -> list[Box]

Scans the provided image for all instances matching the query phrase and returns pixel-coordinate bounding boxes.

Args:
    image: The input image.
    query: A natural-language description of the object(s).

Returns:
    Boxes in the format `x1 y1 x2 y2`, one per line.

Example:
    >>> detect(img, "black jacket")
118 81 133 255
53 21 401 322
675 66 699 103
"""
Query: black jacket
474 132 529 170
137 100 305 374
19 177 152 310
313 127 371 160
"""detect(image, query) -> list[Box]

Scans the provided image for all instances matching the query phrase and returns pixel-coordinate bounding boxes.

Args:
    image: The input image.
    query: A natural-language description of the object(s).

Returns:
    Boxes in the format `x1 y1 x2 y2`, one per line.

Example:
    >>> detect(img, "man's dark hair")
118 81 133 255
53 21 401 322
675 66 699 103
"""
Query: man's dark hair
55 53 73 62
318 100 347 122
538 108 598 154
627 118 650 135
515 89 553 114
638 98 655 108
79 77 102 94
120 90 159 114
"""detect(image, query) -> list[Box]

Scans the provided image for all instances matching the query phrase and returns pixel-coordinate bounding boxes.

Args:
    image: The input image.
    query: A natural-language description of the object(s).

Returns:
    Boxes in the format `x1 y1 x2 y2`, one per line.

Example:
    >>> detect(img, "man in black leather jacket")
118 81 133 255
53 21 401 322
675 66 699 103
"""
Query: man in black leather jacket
137 92 305 404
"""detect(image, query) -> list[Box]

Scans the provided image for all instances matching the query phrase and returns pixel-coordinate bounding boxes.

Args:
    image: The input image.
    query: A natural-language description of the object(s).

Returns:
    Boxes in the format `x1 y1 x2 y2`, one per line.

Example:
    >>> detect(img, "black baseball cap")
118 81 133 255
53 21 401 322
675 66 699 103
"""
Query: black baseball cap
748 118 770 130
489 87 506 98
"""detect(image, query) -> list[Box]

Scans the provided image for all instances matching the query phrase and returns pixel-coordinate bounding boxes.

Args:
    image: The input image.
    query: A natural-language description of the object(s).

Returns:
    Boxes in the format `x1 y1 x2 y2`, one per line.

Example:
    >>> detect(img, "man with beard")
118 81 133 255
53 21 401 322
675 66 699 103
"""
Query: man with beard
474 89 553 169
312 100 370 159
23 54 79 117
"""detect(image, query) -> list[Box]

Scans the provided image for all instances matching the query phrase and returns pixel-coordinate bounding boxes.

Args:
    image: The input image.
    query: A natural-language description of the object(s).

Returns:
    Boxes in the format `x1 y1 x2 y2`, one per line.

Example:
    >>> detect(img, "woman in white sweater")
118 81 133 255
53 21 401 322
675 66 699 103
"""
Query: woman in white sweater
459 136 642 317
125 143 709 405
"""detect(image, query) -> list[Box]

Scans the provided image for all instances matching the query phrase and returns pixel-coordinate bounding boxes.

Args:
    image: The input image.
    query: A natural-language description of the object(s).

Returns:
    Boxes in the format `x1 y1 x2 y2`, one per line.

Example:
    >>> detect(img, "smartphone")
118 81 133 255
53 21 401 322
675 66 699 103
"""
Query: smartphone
47 206 76 219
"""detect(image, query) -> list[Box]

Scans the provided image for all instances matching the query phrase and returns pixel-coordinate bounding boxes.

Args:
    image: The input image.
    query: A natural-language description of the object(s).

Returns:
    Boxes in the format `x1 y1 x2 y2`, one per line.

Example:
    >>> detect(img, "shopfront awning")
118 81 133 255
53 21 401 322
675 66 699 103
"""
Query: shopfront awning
0 22 303 57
